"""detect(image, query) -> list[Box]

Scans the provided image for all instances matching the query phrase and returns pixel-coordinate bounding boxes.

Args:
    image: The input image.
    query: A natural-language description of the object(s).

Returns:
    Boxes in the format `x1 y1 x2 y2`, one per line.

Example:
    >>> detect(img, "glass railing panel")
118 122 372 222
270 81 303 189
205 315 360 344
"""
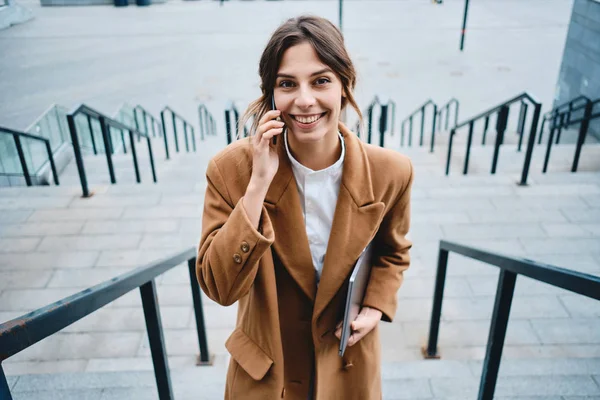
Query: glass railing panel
23 136 48 174
0 134 20 174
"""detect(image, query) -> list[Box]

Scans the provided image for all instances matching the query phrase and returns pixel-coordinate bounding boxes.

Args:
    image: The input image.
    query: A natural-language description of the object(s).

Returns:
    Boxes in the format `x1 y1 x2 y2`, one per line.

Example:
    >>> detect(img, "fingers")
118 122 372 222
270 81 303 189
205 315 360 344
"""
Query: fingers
258 110 282 127
254 120 284 146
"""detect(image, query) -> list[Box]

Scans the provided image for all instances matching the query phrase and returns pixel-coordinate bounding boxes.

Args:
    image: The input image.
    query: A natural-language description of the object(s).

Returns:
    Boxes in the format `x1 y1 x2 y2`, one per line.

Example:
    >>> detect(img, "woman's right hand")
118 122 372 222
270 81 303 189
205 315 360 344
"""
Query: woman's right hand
249 110 284 190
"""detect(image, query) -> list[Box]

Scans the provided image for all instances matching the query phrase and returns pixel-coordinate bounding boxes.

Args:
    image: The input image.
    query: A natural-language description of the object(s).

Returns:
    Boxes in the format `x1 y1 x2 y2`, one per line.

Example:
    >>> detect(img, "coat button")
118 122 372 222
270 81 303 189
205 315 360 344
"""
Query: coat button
343 361 354 370
233 253 242 264
240 241 250 253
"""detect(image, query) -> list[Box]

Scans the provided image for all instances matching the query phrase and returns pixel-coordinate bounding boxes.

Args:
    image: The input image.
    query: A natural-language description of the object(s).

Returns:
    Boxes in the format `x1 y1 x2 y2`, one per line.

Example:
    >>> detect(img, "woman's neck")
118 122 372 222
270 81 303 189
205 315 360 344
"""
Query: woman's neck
288 130 342 171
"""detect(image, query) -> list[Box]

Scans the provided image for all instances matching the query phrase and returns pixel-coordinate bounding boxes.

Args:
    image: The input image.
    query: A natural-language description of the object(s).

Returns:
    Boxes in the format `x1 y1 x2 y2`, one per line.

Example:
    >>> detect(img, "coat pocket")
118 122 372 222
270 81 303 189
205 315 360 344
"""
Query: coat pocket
225 328 274 381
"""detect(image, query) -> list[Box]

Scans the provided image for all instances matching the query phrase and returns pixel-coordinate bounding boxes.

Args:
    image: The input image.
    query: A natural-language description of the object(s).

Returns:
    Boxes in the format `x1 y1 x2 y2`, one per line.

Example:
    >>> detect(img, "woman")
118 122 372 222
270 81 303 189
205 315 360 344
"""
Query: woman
197 15 413 400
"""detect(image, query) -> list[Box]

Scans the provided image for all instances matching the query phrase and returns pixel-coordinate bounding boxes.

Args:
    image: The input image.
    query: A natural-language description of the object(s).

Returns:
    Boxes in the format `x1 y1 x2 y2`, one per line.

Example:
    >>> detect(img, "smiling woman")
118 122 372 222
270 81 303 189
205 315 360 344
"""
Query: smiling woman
196 15 414 400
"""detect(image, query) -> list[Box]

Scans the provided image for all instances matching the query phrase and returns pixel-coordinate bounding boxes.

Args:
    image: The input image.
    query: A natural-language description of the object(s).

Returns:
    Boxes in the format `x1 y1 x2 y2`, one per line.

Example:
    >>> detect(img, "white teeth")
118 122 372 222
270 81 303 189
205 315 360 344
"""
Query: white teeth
294 114 322 124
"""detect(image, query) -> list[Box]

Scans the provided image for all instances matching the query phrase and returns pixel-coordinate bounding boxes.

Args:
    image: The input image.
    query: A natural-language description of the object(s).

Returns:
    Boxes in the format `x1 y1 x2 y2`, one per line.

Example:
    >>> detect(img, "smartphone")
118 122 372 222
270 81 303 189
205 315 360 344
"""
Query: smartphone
271 94 282 145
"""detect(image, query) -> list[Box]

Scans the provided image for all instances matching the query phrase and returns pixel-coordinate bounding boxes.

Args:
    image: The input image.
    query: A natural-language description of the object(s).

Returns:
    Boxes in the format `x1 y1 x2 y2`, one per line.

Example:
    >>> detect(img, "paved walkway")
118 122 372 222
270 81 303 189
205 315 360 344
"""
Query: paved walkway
1 0 599 398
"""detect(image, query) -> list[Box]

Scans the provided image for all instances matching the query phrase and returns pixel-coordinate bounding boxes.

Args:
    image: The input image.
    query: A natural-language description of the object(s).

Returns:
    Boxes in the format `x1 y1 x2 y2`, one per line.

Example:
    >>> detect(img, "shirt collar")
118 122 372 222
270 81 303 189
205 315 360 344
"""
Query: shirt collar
284 130 345 180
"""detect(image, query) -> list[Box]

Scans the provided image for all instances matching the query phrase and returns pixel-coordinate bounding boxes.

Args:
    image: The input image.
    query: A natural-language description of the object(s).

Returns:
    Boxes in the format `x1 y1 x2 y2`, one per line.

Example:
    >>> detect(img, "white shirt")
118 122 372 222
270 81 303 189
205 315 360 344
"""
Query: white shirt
284 131 346 283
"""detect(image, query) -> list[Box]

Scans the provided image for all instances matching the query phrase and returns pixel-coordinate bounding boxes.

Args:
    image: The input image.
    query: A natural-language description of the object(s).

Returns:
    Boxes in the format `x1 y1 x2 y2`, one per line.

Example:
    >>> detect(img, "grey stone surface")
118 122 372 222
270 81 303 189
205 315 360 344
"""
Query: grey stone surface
37 234 142 251
530 319 600 344
0 222 85 237
2 360 89 376
0 237 41 252
0 251 100 270
12 389 103 400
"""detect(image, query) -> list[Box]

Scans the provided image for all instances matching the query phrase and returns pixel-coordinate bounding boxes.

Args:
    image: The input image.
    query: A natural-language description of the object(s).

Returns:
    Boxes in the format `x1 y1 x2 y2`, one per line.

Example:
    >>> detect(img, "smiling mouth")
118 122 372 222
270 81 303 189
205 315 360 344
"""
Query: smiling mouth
290 112 327 125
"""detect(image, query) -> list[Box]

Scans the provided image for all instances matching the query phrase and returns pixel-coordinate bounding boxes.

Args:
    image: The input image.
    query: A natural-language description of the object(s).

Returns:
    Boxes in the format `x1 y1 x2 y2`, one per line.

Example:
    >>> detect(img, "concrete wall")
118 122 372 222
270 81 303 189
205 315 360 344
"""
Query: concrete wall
554 0 600 138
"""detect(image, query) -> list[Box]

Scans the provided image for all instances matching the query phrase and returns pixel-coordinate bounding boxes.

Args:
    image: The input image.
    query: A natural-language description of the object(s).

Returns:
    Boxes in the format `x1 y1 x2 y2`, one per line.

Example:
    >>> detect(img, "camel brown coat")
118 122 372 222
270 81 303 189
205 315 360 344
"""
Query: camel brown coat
196 123 413 400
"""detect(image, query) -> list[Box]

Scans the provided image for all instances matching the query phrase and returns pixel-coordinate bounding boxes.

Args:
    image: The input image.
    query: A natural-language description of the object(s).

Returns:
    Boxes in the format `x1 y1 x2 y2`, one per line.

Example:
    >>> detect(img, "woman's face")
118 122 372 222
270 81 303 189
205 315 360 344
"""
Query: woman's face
274 42 344 145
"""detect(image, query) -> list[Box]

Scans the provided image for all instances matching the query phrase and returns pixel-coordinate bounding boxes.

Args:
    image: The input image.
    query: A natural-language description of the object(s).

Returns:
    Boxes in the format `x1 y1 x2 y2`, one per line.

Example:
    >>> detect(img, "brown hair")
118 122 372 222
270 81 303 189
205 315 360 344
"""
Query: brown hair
239 15 362 137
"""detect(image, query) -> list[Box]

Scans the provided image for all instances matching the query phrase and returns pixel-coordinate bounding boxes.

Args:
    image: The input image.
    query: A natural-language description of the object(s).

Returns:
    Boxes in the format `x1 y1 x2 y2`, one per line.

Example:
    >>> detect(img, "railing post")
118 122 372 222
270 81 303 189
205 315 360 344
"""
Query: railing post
0 364 12 400
379 104 388 148
430 104 438 153
120 130 127 154
446 129 455 175
225 109 232 145
517 101 525 136
147 136 157 183
67 114 91 197
183 122 190 152
86 115 98 155
538 116 546 145
191 127 197 152
367 105 374 145
555 114 564 145
188 258 212 365
423 247 449 358
13 134 32 186
419 106 426 147
171 113 180 153
520 103 541 185
482 115 490 145
99 117 116 184
45 140 60 185
198 107 206 141
477 269 517 400
491 106 509 175
517 103 528 152
572 101 593 173
140 280 174 400
400 121 405 147
463 121 474 175
160 111 170 160
453 100 459 128
408 116 413 147
129 130 141 183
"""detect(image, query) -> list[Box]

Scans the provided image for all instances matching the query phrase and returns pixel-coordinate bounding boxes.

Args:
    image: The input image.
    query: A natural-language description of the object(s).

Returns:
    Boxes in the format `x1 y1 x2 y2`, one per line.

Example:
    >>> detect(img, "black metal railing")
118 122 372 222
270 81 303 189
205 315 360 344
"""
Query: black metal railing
0 247 212 400
543 97 599 174
160 107 198 160
0 126 60 187
446 92 542 185
224 102 247 145
400 99 438 152
358 96 396 148
198 104 217 141
538 95 590 145
135 105 163 140
423 240 600 400
436 98 460 133
67 104 157 198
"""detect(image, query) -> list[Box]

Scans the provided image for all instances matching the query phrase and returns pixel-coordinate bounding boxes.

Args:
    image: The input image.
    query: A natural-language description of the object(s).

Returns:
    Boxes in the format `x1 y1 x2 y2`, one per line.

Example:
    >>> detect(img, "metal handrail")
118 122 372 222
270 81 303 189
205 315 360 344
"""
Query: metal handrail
224 101 246 145
436 98 460 133
423 240 600 400
446 92 542 186
198 104 217 141
67 104 157 198
361 96 396 147
0 126 59 186
538 95 590 145
0 247 212 400
160 107 197 160
543 97 599 174
134 105 163 139
400 99 438 152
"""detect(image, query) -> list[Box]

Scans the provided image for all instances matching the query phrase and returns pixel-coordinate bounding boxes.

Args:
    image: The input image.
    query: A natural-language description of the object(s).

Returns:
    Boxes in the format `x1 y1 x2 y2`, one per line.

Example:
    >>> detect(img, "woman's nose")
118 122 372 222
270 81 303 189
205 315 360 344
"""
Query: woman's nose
294 86 316 108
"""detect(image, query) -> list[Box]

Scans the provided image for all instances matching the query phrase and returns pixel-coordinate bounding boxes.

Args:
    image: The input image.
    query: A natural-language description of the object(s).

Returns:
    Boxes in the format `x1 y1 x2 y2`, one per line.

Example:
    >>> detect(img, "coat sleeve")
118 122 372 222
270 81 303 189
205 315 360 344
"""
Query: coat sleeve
196 159 275 306
362 159 414 322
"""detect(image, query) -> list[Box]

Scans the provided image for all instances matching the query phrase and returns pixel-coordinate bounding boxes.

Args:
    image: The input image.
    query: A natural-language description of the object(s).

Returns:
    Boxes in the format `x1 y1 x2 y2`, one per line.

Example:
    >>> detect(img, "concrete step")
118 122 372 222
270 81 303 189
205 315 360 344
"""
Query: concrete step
6 359 600 399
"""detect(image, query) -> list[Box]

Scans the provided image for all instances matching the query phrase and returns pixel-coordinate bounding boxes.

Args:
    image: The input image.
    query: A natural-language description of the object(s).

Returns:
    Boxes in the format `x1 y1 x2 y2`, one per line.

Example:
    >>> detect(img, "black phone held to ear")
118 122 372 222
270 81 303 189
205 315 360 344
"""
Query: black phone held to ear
271 95 280 145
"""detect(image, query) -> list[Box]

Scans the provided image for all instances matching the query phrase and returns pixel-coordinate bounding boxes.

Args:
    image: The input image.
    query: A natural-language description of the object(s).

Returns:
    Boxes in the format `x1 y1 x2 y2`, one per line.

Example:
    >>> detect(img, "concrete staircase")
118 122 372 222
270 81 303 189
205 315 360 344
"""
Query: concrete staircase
1 133 599 399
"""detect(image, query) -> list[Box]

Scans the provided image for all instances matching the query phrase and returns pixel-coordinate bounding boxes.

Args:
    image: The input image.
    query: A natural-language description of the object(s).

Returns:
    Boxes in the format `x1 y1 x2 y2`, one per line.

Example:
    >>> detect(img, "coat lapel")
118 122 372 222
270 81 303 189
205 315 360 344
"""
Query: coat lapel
313 123 385 320
264 137 317 302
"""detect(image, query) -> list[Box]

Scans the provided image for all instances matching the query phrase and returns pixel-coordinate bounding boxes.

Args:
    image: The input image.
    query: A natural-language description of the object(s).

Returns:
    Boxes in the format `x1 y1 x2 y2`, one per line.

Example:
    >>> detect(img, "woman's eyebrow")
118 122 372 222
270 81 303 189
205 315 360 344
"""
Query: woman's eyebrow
276 68 334 79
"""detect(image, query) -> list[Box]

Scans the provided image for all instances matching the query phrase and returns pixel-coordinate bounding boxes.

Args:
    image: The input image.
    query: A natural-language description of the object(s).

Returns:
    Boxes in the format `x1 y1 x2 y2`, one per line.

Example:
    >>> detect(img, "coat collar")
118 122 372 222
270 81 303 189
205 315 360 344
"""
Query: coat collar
263 123 385 315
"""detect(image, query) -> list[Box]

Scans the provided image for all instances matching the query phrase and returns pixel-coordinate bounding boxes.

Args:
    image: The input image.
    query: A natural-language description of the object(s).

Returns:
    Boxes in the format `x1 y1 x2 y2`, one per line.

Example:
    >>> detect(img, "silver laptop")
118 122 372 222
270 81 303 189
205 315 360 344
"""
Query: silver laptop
339 242 373 357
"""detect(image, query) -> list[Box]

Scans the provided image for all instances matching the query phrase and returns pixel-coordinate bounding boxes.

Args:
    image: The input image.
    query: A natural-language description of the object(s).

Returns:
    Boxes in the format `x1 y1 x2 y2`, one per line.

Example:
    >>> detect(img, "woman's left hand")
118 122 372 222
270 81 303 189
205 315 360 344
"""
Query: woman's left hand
334 306 382 347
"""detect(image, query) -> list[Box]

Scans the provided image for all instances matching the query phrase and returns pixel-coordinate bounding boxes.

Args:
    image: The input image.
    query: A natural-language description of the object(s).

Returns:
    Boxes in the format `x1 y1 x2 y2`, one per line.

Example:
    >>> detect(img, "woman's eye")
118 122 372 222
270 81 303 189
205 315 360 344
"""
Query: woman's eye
279 81 295 88
315 78 331 85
